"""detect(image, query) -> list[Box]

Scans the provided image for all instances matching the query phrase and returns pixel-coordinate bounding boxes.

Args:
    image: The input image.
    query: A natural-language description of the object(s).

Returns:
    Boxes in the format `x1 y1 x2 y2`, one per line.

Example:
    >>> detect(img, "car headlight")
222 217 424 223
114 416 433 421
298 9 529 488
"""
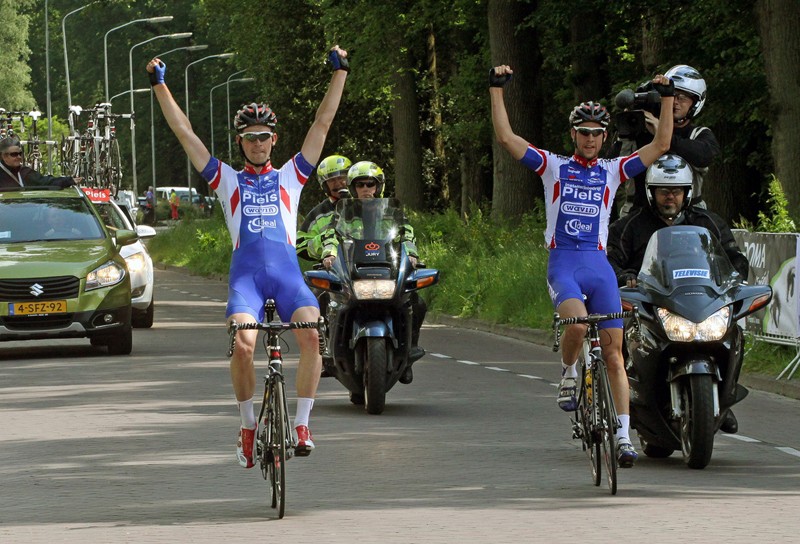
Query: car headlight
657 306 730 342
86 261 126 291
125 252 147 274
353 279 395 300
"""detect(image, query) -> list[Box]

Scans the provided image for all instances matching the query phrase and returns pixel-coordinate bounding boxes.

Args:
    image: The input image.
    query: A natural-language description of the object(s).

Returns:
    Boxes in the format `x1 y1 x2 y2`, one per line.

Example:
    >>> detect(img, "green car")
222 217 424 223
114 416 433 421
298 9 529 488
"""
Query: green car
0 186 138 355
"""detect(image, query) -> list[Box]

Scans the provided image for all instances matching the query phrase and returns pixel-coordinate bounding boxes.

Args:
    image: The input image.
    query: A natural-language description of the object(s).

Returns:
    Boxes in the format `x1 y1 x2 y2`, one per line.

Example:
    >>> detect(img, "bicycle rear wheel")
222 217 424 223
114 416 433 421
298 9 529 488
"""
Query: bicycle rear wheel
596 361 618 495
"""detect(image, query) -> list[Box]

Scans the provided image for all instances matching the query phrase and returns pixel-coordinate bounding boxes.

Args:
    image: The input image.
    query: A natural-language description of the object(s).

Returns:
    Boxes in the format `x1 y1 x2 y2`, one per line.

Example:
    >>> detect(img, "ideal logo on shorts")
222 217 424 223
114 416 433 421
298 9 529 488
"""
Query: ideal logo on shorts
673 268 710 279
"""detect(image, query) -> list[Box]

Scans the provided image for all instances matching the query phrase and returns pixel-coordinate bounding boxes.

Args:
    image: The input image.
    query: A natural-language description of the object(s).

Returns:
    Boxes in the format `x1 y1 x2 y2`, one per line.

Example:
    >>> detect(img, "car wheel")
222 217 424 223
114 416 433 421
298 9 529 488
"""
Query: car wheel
132 300 154 329
90 336 107 347
106 324 133 355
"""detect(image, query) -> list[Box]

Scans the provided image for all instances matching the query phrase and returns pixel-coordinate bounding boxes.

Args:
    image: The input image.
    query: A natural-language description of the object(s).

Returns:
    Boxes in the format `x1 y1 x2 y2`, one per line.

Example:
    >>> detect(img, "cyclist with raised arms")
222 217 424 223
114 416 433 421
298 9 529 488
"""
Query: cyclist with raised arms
147 46 349 468
489 64 674 467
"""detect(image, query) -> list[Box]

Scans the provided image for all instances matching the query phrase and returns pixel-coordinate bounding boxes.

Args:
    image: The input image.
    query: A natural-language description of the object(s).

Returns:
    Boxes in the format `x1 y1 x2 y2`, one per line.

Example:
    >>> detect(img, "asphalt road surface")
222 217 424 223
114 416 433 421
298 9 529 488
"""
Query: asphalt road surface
2 267 799 543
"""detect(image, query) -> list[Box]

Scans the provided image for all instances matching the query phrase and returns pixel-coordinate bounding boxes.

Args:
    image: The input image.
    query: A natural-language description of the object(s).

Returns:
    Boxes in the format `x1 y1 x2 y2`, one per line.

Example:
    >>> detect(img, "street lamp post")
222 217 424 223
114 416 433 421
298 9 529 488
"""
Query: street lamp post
62 1 98 108
45 0 51 171
184 52 235 186
149 45 208 195
127 32 192 197
104 16 173 103
110 88 150 104
225 73 256 164
209 74 253 157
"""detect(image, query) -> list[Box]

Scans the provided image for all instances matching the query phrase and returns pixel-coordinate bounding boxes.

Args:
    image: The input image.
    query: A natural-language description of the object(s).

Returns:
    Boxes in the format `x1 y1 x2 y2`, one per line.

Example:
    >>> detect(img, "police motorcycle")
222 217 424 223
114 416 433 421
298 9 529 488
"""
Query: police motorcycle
620 226 772 469
304 198 439 414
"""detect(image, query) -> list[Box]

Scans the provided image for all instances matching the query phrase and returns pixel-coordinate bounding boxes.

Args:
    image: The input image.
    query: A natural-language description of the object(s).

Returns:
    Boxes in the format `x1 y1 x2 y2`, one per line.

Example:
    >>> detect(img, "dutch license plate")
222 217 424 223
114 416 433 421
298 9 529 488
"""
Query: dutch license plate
9 300 68 316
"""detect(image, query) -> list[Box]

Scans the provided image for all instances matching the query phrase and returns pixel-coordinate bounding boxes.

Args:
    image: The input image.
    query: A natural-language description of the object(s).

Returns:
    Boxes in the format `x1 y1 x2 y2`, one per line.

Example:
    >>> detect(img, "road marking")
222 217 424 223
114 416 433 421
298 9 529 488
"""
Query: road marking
723 434 761 443
457 360 480 365
430 353 452 359
776 447 800 458
519 374 543 380
486 366 510 372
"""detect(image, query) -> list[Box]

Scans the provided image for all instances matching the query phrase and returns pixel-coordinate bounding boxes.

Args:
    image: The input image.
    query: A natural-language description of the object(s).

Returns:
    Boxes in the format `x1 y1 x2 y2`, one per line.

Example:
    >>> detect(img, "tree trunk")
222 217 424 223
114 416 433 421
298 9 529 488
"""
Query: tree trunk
569 10 607 101
487 0 542 224
427 24 448 206
392 59 425 210
756 0 800 220
702 118 755 225
460 148 484 217
639 7 664 73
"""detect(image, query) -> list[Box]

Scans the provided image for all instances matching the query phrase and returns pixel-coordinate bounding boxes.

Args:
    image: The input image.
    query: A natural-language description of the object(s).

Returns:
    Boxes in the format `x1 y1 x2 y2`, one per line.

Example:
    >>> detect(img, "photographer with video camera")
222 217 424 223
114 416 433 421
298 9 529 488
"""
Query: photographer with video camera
610 65 719 217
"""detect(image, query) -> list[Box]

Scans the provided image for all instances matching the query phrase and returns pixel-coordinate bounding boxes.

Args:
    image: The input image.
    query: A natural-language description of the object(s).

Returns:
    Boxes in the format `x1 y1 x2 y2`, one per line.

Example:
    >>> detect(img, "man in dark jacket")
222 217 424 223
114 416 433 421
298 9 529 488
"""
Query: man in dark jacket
611 64 720 216
608 154 747 287
607 153 747 434
0 135 76 189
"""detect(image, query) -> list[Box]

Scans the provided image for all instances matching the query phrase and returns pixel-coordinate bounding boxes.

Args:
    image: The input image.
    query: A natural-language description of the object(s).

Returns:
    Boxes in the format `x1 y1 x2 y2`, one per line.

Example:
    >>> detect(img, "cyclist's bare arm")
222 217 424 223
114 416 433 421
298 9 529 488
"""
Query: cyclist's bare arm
634 75 674 166
489 65 529 161
300 46 349 166
148 57 211 172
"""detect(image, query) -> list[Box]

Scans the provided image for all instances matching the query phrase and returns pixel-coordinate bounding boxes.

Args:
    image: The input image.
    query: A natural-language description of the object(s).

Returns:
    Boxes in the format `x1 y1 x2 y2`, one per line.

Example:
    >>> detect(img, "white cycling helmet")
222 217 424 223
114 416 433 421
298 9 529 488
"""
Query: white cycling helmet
664 64 707 118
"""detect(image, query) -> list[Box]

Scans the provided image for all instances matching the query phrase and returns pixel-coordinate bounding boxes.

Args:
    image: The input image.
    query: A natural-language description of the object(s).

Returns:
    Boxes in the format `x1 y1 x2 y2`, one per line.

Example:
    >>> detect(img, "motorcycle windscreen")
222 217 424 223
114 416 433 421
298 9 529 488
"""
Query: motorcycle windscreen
637 225 740 295
334 198 404 275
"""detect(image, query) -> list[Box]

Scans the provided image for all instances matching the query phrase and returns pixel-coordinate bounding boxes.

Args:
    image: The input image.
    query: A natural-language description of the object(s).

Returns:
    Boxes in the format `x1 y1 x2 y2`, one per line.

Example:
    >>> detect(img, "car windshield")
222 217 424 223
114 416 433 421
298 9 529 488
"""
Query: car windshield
0 198 105 243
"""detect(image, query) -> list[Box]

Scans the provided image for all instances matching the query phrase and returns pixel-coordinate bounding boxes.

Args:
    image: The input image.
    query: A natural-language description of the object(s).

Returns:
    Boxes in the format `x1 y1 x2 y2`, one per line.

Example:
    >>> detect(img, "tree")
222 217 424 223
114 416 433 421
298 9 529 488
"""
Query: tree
756 0 800 221
487 0 541 224
0 1 35 109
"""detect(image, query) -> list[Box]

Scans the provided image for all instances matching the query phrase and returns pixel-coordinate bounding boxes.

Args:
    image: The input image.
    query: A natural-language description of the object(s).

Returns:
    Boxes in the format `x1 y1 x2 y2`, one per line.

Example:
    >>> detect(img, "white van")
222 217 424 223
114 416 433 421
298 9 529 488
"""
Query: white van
155 186 198 202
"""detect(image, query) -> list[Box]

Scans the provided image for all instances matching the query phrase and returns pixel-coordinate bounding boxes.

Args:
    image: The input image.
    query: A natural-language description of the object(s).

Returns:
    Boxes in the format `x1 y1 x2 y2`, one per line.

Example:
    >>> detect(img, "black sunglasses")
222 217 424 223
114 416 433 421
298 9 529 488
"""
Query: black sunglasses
4 151 23 158
354 180 377 189
239 131 273 142
575 126 606 137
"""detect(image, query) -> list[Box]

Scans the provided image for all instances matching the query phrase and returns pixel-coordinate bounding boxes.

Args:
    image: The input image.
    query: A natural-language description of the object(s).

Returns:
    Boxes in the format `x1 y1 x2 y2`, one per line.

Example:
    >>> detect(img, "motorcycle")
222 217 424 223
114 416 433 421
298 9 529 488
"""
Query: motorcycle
620 226 772 469
304 198 439 414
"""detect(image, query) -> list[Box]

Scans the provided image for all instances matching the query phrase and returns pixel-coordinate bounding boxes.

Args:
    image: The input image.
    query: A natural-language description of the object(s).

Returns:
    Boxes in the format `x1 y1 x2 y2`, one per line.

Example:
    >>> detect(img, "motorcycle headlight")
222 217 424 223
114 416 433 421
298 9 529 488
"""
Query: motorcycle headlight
125 252 147 274
353 279 395 300
657 306 730 342
86 261 126 291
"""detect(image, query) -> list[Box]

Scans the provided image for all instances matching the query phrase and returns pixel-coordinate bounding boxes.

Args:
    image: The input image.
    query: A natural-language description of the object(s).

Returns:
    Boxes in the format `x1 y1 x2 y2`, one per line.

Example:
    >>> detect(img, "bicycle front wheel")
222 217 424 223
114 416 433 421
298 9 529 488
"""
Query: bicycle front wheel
596 361 618 495
267 378 287 518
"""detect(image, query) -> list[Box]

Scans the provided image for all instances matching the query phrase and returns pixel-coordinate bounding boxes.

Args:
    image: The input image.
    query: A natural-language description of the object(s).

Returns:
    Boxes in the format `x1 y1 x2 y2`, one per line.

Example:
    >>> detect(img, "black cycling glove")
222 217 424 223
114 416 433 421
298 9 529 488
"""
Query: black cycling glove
652 78 674 97
489 68 512 88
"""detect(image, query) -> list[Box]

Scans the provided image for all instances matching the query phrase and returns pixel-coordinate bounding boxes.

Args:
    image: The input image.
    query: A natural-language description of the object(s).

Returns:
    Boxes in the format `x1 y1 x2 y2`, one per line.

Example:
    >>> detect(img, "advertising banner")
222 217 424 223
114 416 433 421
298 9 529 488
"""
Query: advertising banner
732 230 800 339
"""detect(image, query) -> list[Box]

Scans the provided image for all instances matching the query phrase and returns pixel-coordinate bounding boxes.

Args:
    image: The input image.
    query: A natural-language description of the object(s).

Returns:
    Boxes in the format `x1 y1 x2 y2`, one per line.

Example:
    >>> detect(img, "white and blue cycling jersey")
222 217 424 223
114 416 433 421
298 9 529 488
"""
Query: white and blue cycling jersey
201 154 318 322
520 145 645 251
202 153 313 250
521 145 647 328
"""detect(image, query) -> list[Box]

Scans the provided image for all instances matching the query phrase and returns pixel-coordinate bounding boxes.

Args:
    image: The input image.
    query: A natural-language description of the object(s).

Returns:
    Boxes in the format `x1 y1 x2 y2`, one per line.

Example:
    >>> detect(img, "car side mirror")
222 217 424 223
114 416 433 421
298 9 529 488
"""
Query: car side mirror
115 229 139 248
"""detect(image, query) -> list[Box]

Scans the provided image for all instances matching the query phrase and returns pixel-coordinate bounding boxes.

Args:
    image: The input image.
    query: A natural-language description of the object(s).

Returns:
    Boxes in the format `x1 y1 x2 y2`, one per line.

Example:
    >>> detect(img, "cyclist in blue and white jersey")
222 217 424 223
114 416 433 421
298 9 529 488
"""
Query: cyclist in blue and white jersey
489 64 675 467
148 46 349 468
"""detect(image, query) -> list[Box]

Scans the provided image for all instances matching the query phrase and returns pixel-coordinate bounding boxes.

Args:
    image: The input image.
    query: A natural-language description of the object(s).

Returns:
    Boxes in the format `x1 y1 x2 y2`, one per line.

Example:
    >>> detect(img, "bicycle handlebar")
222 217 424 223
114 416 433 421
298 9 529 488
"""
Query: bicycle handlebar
227 318 328 358
551 307 641 352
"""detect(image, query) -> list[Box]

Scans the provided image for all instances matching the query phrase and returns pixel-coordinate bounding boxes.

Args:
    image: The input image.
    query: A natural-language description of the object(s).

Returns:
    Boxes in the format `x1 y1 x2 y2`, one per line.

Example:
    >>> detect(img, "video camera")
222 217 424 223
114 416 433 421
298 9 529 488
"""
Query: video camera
613 82 661 140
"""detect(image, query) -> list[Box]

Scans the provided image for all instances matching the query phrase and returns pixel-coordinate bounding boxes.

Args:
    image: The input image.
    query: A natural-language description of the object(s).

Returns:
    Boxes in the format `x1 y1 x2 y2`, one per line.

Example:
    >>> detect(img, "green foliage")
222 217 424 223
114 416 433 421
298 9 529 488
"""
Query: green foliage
0 0 35 109
754 176 796 233
146 214 232 275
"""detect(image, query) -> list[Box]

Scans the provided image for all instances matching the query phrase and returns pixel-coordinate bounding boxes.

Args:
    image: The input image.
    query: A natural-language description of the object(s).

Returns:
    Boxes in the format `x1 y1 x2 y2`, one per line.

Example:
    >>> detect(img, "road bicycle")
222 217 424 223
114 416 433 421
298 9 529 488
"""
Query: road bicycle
19 110 58 174
227 299 326 518
552 308 640 495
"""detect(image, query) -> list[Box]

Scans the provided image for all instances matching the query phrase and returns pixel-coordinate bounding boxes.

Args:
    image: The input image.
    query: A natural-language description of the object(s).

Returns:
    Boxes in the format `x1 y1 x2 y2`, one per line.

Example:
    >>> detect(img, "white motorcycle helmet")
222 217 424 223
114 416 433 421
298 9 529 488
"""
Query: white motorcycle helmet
664 64 707 119
645 154 694 217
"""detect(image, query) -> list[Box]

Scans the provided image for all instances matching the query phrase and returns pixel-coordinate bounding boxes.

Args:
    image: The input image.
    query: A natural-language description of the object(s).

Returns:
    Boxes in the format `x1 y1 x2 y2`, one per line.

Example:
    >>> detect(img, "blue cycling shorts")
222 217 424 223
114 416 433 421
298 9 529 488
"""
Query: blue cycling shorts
546 249 622 329
227 239 319 322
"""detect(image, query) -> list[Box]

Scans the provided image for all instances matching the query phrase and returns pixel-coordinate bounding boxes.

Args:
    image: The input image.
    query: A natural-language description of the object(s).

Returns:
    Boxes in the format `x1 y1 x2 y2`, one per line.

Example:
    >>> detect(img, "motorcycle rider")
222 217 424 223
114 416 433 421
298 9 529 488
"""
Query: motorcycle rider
147 45 348 466
490 63 676 467
296 154 352 261
321 160 427 383
611 64 720 216
607 153 748 433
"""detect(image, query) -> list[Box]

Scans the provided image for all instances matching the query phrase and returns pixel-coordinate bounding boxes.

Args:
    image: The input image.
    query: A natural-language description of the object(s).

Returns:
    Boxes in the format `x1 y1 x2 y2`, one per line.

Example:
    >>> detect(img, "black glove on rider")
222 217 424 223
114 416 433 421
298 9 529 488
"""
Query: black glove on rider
149 60 166 86
489 68 512 88
327 49 349 72
652 78 675 97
